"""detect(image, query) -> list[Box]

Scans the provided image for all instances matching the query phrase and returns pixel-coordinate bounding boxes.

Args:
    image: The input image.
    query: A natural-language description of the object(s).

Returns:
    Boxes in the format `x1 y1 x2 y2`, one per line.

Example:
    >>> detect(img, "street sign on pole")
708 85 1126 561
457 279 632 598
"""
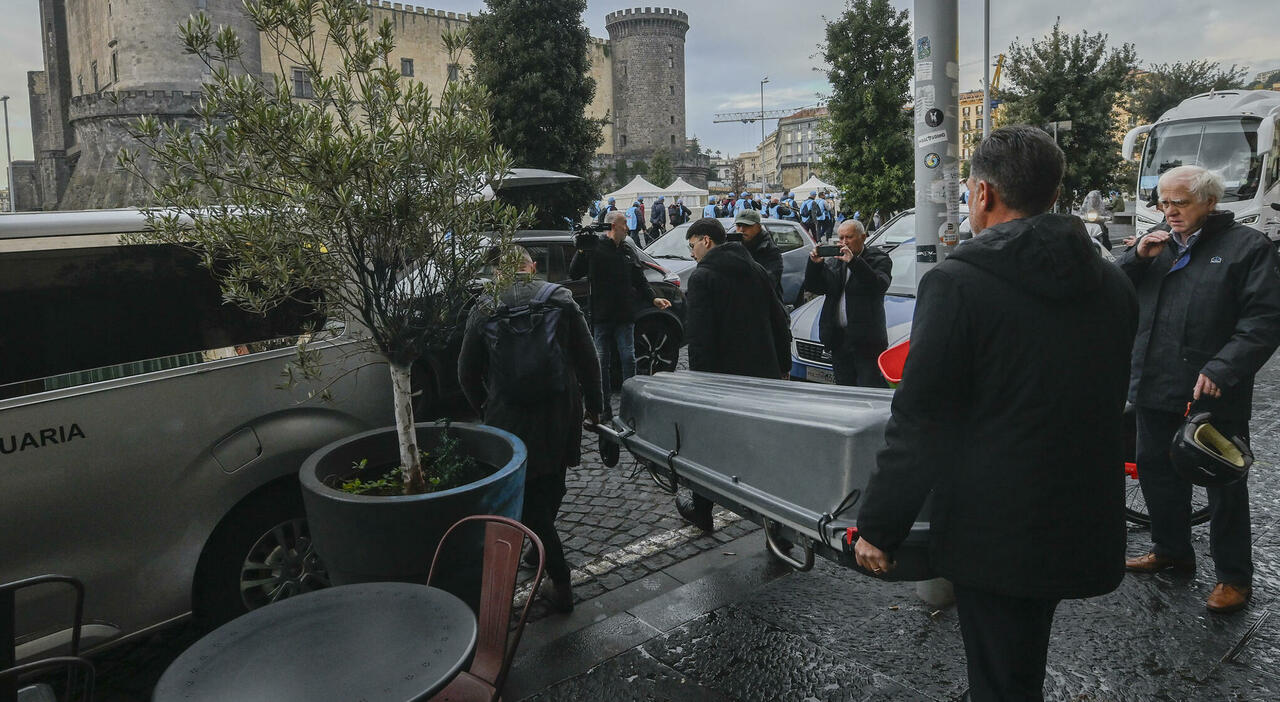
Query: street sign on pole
913 0 960 285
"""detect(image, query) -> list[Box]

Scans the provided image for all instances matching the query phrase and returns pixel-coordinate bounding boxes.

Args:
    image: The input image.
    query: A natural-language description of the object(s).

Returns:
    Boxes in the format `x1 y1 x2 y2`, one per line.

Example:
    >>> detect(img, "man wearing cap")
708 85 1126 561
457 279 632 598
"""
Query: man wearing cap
626 198 646 247
733 209 784 298
800 191 822 238
734 192 752 216
703 197 720 219
818 194 835 240
596 196 617 225
669 197 691 228
649 195 668 244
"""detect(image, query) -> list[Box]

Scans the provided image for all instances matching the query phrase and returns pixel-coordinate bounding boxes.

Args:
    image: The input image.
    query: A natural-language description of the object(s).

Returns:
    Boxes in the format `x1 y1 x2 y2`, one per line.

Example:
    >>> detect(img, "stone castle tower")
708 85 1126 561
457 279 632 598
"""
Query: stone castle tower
20 1 699 211
605 8 688 159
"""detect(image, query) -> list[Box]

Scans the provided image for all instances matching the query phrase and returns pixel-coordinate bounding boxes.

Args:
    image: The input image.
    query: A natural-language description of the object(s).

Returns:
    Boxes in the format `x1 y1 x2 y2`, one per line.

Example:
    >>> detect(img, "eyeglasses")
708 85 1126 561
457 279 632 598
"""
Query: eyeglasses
1156 198 1194 210
687 236 704 250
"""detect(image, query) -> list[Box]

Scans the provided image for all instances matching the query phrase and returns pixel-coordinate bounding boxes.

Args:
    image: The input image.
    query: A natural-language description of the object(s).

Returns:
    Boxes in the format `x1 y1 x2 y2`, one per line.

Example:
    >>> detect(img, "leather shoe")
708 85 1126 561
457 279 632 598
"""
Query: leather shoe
540 578 574 614
675 495 714 532
1125 552 1195 575
1206 583 1252 614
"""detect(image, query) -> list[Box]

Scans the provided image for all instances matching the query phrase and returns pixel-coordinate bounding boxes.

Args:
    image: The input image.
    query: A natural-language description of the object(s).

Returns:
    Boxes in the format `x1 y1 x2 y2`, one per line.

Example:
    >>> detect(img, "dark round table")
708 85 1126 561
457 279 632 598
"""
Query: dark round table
152 582 476 702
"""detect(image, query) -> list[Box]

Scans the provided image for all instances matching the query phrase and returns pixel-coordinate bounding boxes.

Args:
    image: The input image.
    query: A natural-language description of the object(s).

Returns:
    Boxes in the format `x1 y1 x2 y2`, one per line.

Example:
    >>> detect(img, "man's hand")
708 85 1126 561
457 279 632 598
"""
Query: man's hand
583 411 599 428
1193 373 1222 400
809 247 823 263
854 537 895 576
836 245 856 263
1136 231 1170 259
653 298 672 310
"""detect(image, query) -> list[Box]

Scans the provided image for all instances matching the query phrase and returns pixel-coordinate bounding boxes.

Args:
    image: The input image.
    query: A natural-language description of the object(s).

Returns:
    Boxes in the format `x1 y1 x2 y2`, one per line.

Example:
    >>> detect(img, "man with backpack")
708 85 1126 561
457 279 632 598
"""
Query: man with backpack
458 246 604 613
801 191 823 238
649 195 668 244
669 198 691 227
595 196 617 225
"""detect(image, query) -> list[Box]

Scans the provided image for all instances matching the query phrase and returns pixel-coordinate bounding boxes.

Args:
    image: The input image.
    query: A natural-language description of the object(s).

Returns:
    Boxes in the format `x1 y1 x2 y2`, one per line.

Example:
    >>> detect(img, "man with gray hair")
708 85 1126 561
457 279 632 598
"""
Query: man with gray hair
1120 165 1280 614
853 125 1138 701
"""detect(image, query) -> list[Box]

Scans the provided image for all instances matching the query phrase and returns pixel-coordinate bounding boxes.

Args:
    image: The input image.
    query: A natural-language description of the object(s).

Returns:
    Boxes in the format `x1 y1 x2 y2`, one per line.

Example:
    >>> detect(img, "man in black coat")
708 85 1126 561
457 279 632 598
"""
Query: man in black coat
802 218 893 386
1118 164 1280 614
853 125 1139 701
674 218 792 531
458 246 604 613
732 209 784 299
569 211 672 412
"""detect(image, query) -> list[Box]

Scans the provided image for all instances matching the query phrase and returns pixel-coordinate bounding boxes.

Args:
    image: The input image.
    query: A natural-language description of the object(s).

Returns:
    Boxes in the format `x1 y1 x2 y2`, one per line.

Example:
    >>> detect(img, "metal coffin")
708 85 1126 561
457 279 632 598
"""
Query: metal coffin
613 371 932 581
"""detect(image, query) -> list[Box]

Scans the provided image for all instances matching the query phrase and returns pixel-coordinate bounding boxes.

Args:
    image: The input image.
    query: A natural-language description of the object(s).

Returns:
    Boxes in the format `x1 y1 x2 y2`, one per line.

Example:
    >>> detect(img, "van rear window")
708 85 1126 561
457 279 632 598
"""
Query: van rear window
0 243 324 398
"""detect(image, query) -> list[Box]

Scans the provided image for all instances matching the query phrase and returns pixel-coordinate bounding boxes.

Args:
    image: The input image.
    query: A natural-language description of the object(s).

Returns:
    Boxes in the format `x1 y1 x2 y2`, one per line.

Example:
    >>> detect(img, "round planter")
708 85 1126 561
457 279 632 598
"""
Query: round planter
299 422 527 595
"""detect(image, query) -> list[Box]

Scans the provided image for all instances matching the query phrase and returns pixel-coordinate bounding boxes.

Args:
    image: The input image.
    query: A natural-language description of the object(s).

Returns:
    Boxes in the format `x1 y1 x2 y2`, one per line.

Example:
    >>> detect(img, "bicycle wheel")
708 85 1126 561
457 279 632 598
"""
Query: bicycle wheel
1123 462 1212 527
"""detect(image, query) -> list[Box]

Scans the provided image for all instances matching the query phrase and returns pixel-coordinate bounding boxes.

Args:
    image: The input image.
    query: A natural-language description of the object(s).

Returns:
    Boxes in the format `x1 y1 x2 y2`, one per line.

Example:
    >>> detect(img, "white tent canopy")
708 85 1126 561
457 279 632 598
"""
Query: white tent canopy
605 175 666 203
793 175 839 195
661 177 710 206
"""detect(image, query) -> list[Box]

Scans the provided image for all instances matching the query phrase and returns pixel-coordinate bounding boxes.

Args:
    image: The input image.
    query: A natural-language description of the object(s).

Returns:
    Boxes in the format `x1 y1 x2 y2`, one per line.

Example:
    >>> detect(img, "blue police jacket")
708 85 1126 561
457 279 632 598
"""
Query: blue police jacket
626 206 640 230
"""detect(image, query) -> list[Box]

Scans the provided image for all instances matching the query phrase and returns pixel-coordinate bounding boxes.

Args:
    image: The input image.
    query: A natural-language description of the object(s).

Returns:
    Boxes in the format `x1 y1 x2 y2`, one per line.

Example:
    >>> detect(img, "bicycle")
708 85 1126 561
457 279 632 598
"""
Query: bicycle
1122 406 1211 527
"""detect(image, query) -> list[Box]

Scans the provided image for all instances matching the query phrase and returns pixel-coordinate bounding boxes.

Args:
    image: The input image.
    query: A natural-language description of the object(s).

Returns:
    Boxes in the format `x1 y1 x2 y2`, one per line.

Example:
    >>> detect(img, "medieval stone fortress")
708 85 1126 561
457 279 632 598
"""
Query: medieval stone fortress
16 1 703 211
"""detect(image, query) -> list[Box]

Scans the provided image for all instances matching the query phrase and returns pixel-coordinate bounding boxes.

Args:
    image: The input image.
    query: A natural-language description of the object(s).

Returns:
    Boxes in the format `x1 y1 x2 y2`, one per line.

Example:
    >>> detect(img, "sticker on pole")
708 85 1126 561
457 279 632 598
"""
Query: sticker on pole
916 244 938 263
916 36 931 60
924 153 940 169
915 85 935 110
916 62 933 81
925 108 944 128
917 130 947 148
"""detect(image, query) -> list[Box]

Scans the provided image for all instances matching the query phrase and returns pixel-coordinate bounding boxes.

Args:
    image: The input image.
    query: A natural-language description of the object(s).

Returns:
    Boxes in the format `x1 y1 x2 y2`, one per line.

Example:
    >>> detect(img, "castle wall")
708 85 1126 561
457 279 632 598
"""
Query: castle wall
66 0 262 96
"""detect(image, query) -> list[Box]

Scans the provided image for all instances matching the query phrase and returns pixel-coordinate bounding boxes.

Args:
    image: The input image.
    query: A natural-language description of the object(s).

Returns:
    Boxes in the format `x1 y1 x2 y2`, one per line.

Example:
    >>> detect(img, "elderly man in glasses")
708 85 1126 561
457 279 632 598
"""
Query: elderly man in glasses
1119 164 1280 614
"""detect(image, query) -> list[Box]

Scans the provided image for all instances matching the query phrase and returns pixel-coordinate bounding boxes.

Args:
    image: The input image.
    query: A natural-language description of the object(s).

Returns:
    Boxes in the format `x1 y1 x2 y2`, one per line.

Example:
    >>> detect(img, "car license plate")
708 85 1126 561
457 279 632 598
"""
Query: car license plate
806 366 835 384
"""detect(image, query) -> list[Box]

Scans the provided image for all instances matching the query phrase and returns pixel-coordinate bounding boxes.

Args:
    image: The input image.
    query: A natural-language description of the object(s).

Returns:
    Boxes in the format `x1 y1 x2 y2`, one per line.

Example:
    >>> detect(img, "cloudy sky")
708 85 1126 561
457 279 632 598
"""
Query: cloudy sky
1 0 1277 188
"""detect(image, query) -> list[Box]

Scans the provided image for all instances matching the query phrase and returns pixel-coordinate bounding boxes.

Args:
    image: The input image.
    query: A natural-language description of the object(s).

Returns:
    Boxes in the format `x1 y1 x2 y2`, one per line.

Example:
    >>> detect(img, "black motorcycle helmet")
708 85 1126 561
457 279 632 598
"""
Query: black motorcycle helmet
1169 411 1252 487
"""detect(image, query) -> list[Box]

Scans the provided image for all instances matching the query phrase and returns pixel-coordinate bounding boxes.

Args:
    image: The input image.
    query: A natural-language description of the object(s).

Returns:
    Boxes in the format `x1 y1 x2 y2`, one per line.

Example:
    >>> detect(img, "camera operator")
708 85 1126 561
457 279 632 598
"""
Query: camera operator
570 211 672 414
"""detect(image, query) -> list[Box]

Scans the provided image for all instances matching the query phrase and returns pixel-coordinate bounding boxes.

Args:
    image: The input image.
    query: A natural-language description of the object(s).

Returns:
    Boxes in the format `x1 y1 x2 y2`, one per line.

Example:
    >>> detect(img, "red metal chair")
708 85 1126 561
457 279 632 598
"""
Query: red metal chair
427 515 545 702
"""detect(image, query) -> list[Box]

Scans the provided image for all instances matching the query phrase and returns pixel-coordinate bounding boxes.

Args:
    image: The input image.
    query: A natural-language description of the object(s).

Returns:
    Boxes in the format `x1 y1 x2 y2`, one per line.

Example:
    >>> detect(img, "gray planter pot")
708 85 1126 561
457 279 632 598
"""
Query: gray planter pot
299 422 527 596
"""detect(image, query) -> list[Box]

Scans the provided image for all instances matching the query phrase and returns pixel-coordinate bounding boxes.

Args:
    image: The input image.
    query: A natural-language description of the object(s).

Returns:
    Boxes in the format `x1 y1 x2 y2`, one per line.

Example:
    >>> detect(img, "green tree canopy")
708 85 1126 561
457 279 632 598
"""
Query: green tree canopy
648 149 675 188
1130 60 1248 124
470 0 605 227
1000 20 1138 206
821 0 913 218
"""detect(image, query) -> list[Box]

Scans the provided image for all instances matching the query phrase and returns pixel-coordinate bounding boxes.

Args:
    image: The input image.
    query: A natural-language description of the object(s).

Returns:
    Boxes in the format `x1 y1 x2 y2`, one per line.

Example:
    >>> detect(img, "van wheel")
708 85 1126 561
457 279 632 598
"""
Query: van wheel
192 482 329 626
634 318 680 376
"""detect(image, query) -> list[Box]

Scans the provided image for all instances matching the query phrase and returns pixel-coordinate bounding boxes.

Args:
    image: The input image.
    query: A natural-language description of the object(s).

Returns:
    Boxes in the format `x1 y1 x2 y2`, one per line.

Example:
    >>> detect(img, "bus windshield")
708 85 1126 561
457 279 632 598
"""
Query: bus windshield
1138 118 1262 203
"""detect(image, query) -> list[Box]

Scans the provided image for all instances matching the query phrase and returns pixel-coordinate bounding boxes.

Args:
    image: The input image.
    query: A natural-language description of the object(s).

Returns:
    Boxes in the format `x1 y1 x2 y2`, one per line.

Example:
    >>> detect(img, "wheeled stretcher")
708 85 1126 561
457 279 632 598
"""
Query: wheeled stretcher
592 371 933 581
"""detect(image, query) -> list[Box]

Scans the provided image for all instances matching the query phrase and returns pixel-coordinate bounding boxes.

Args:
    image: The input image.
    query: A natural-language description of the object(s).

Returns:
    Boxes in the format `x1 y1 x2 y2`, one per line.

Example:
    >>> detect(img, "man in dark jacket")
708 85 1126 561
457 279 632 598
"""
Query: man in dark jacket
732 209 784 298
569 211 672 411
1118 164 1280 614
595 196 617 225
675 218 792 531
458 246 604 613
853 125 1139 701
803 218 893 386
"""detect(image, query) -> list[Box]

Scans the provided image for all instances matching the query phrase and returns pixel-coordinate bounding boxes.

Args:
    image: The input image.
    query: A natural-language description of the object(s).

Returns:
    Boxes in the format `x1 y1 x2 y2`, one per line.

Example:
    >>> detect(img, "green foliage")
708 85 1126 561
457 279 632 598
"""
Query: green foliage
121 0 531 494
999 20 1138 209
1130 61 1248 124
613 159 628 188
631 160 649 177
469 0 606 227
339 430 482 496
648 149 675 188
728 159 746 194
821 0 913 219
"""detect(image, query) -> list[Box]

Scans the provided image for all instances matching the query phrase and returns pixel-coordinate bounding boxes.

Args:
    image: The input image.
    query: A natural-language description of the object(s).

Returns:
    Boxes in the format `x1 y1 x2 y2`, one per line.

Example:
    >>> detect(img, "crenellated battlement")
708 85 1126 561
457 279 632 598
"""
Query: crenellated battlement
604 7 690 26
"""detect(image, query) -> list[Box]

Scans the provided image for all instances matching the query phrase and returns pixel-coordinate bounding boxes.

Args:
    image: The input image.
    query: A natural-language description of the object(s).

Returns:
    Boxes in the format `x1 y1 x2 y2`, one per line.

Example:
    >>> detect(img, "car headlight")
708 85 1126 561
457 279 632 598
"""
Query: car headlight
1238 214 1259 225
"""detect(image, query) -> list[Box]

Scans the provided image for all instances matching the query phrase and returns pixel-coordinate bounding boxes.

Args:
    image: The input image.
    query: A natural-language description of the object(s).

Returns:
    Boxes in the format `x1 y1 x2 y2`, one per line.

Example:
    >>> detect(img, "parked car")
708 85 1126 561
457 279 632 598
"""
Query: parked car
645 218 817 307
0 208 394 662
868 206 969 251
415 230 687 409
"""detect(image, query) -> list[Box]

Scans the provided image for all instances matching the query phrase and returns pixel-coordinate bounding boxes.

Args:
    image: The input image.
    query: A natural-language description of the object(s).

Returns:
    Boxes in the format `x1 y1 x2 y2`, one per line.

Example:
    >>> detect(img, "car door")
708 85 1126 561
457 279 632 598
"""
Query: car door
766 222 813 306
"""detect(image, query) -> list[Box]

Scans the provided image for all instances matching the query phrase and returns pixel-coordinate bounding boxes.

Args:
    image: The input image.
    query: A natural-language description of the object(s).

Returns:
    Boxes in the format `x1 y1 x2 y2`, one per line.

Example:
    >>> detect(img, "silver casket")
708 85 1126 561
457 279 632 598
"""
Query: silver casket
611 371 932 581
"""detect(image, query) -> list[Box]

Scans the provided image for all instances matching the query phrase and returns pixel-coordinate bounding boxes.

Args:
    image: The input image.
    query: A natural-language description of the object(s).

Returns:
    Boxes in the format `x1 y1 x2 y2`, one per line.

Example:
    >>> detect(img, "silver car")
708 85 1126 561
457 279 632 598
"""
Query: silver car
1 209 392 661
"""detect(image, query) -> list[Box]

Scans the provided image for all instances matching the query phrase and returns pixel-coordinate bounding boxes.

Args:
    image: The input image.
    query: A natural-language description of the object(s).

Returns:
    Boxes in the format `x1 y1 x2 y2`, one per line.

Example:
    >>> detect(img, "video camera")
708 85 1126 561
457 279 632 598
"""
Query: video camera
570 220 611 251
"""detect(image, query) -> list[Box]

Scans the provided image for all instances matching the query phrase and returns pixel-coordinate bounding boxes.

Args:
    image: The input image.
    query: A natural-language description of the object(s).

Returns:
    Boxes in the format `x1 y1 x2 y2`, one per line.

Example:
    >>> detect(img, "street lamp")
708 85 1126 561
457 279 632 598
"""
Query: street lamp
759 76 769 145
1 95 12 212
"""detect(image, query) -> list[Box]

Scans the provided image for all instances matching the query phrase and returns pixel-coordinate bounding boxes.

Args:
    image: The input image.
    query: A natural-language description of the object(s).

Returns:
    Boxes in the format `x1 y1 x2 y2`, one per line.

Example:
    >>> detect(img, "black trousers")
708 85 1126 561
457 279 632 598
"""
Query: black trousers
522 472 571 584
832 347 888 388
1134 406 1253 585
954 584 1060 702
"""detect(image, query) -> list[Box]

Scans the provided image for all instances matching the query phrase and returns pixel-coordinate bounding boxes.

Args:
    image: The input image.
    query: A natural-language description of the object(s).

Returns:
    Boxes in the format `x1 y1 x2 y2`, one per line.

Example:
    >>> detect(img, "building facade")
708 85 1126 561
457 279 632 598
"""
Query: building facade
776 107 829 191
19 1 695 211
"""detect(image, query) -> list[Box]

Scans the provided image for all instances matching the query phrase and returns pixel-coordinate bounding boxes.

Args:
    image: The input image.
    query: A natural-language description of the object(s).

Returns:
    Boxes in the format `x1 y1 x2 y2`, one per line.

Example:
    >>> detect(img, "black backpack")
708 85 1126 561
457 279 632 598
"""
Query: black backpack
481 283 568 405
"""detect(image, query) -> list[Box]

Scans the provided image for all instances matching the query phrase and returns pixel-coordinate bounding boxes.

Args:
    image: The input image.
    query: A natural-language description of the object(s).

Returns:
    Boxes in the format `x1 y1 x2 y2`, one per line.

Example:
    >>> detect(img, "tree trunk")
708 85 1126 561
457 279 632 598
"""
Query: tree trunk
389 362 426 494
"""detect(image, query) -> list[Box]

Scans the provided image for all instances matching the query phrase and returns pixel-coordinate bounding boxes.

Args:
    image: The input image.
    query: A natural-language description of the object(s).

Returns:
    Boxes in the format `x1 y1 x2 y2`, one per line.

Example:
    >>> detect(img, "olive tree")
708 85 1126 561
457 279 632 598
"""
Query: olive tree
120 0 530 494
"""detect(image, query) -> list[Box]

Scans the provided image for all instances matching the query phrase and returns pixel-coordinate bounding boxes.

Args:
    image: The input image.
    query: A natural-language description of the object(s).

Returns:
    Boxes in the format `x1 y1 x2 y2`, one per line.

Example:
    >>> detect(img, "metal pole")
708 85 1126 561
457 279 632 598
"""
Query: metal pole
982 0 990 139
1 96 12 212
913 0 960 286
759 77 769 150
